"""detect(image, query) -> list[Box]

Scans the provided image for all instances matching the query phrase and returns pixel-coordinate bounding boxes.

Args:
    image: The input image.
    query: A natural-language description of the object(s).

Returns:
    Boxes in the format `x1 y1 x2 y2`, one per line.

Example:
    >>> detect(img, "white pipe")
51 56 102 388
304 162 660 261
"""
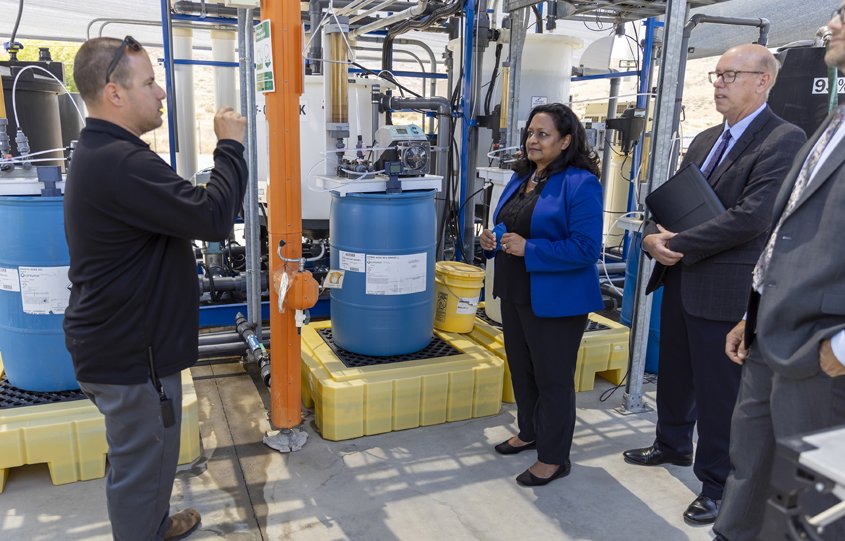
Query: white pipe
335 0 372 17
173 27 198 178
211 30 238 111
349 0 394 23
350 0 428 38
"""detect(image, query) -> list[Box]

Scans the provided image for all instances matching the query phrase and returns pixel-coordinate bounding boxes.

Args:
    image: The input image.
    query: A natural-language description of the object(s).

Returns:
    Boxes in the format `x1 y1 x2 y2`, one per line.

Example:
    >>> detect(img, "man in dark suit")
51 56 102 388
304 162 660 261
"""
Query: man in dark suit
713 8 845 541
622 43 807 526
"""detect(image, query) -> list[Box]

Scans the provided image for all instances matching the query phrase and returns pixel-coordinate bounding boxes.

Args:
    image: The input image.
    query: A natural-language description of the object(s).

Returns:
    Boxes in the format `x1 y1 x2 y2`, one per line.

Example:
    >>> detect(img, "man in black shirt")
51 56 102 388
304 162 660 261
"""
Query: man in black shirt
64 36 247 540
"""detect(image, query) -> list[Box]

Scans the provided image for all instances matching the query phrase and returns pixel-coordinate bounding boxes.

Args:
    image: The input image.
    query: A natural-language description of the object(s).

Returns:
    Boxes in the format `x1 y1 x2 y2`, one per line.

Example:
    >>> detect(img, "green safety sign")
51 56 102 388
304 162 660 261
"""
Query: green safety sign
255 19 275 93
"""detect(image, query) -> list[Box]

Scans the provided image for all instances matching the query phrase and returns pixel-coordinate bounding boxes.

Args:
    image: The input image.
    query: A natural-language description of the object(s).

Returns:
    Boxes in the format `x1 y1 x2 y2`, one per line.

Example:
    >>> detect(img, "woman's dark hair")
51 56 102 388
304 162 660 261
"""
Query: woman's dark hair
513 103 601 180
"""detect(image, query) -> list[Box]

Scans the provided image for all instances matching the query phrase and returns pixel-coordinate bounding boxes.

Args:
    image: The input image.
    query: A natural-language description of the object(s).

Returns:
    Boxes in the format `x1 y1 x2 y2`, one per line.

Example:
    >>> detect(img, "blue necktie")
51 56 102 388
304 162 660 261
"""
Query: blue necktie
701 130 732 179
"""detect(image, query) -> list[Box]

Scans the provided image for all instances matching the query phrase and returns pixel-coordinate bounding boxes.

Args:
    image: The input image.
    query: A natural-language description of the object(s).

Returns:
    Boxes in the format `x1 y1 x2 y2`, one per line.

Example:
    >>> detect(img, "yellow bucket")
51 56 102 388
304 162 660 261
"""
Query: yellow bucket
433 261 486 333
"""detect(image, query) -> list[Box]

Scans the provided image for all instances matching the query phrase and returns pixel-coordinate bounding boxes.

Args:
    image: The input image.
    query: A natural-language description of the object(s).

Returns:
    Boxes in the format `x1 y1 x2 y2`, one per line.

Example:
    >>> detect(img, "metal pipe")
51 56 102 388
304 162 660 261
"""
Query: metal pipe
349 0 395 23
335 0 373 17
351 0 429 38
240 8 264 341
601 77 620 186
172 0 255 19
88 18 234 40
624 0 689 414
160 0 179 171
686 14 770 46
506 7 526 150
238 11 248 122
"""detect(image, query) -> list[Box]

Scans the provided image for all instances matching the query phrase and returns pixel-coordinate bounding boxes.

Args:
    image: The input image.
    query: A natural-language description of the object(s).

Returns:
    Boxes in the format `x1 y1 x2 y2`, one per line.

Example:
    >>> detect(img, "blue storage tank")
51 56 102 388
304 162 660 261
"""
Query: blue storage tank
0 195 79 391
330 190 436 356
620 233 662 374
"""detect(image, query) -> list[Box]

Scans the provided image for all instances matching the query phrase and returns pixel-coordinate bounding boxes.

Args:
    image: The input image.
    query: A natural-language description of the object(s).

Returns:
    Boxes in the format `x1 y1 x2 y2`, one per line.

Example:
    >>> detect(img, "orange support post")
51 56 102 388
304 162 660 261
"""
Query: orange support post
261 0 304 429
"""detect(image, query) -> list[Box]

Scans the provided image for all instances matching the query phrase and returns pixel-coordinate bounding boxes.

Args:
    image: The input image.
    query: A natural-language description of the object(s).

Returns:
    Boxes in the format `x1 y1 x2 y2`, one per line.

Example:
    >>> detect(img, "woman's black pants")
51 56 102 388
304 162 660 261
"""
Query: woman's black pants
500 300 588 466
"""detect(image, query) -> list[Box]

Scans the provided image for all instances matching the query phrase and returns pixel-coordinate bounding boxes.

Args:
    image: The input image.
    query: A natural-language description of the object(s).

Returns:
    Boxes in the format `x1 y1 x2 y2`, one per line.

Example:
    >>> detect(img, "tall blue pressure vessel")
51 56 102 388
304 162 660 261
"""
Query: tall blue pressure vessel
330 190 436 356
620 232 662 373
0 196 79 391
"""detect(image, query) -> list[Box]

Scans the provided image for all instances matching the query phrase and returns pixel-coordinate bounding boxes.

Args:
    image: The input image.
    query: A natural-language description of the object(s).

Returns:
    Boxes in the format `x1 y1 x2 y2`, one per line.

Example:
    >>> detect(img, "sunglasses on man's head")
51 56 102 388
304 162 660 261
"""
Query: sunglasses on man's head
105 35 142 84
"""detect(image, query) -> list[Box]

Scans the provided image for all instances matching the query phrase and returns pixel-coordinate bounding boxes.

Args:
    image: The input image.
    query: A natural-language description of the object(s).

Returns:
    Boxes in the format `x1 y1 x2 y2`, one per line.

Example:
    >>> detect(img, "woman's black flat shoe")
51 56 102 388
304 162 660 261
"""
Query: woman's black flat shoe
494 439 536 455
515 462 571 486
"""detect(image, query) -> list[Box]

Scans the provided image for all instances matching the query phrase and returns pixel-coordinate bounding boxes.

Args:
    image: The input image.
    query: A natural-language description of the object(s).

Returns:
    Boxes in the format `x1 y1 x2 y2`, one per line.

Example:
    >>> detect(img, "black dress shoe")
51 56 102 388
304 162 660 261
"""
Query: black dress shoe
683 494 720 525
515 462 571 487
622 445 693 467
494 439 536 455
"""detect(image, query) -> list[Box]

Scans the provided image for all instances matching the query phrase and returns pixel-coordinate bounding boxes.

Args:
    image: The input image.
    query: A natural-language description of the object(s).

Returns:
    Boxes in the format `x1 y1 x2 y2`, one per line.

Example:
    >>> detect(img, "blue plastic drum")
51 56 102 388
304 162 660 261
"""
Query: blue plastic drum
620 232 662 373
0 196 78 391
330 190 436 356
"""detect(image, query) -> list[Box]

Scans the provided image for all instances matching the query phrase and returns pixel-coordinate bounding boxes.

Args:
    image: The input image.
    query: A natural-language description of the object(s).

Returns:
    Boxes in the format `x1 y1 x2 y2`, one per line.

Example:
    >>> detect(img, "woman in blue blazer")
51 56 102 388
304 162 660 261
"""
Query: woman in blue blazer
480 103 603 486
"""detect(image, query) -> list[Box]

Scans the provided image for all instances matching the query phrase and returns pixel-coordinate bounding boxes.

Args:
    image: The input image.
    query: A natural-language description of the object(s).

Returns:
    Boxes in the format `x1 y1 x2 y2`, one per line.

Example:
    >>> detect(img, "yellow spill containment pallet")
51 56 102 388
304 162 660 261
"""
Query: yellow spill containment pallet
301 320 505 441
469 308 629 402
0 366 201 493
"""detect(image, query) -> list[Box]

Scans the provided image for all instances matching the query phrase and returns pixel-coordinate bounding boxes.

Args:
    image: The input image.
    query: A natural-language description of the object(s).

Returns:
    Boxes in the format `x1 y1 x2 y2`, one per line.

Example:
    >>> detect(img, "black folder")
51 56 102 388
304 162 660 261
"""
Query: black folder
645 164 726 231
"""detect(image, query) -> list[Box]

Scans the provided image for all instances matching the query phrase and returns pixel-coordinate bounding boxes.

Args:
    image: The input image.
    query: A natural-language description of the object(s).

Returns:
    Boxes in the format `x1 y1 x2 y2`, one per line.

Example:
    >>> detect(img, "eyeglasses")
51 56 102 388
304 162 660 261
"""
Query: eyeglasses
525 130 557 141
105 35 142 84
707 70 764 84
832 6 845 24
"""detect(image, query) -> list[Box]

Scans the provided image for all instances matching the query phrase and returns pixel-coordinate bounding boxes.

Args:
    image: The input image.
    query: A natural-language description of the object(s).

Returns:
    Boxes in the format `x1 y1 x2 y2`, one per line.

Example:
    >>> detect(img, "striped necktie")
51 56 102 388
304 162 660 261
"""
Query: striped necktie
701 130 732 179
752 106 845 291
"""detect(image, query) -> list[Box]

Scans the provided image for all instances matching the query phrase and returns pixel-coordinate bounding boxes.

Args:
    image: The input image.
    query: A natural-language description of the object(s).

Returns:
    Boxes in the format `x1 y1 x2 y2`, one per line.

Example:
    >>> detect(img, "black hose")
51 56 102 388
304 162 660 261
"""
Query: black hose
531 5 543 33
484 43 503 116
381 0 463 102
349 60 422 98
9 0 24 48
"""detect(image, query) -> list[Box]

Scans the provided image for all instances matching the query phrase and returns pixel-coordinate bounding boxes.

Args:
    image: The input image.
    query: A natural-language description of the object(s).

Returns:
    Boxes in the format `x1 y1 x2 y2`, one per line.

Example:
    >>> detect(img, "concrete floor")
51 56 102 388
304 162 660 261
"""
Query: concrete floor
1 360 715 541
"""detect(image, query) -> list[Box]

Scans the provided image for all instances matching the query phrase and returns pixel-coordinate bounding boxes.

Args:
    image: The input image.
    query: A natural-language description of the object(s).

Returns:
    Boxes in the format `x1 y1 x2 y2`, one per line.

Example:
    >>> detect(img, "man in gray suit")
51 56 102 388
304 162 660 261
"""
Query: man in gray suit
713 7 845 541
623 43 806 526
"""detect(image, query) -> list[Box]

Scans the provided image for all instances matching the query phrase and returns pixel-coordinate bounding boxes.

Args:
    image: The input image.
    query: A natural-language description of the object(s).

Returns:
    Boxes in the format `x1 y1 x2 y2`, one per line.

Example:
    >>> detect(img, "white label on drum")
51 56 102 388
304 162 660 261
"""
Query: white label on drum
339 250 366 272
456 296 480 315
0 267 21 292
19 266 71 315
366 253 426 295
